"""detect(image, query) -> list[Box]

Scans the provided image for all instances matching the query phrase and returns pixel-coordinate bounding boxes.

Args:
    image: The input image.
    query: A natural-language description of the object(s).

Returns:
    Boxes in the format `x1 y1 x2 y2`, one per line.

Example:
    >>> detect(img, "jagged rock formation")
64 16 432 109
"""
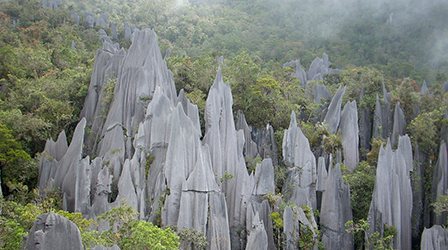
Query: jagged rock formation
339 100 359 170
236 110 278 166
324 85 346 134
37 29 280 249
420 225 448 250
391 102 406 147
95 13 108 29
314 82 330 104
245 213 268 250
320 164 353 249
109 22 118 41
282 111 317 209
85 12 95 29
40 0 61 10
421 80 429 95
432 141 448 225
23 213 83 250
367 136 413 250
283 53 340 89
372 84 392 139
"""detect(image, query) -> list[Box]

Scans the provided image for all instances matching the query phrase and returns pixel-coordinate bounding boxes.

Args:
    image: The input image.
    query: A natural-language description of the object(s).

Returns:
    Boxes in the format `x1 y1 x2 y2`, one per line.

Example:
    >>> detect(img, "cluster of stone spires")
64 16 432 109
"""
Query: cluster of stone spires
30 25 448 249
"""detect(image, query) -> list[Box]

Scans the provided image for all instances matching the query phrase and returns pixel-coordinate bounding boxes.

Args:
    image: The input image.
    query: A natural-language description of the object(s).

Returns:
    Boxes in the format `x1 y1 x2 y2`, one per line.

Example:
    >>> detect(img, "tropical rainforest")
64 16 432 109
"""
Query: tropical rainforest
0 0 448 249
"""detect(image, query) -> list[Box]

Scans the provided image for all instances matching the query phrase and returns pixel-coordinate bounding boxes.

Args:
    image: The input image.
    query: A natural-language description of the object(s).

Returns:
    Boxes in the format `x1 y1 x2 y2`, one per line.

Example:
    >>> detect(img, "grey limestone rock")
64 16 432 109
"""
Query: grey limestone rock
203 67 255 248
308 57 324 80
314 82 330 104
367 136 413 250
95 13 108 29
23 213 82 250
207 192 231 250
283 206 297 250
372 91 392 139
324 85 346 134
320 164 353 249
245 213 268 250
124 22 132 40
109 22 118 41
254 158 275 195
391 102 406 147
71 40 75 52
236 110 259 160
236 110 278 165
283 111 317 209
420 225 448 250
246 200 275 250
316 156 328 192
283 60 307 88
444 80 448 93
52 118 87 213
85 12 95 29
421 80 429 95
339 100 359 171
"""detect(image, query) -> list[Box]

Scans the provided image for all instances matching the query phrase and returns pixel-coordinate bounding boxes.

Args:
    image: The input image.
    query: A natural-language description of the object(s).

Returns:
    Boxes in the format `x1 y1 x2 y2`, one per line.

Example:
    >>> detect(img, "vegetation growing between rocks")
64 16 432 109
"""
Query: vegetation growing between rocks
1 0 448 249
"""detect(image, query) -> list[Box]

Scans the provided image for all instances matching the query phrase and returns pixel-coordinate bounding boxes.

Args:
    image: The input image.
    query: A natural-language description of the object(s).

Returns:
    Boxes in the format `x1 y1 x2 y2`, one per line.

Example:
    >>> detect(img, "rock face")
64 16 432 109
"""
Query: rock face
320 164 353 250
373 84 392 139
284 53 340 89
391 102 406 147
367 136 413 250
37 29 279 249
420 225 448 250
85 12 95 29
421 80 429 95
236 110 278 166
324 85 346 134
339 100 359 171
245 213 268 250
282 111 317 209
23 213 82 250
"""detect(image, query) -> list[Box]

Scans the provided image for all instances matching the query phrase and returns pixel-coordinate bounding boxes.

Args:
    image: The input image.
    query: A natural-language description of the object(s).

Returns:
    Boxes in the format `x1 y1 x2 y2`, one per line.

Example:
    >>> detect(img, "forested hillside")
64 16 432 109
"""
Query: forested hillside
1 0 448 249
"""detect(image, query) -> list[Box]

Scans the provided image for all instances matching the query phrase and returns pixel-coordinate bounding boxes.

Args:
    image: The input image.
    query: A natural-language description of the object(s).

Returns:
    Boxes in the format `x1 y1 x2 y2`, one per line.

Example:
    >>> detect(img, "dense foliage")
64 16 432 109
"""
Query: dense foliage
0 0 448 249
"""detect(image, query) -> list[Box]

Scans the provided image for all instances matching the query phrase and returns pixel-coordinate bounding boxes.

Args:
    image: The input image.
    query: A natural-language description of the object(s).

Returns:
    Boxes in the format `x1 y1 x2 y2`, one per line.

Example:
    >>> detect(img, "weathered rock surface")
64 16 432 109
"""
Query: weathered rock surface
372 84 392 139
284 53 339 90
246 213 268 250
420 225 448 250
283 111 317 209
367 136 413 250
23 213 82 250
85 12 95 29
339 100 359 170
391 102 406 147
320 164 353 249
236 110 278 165
314 82 330 104
324 85 346 134
421 80 429 95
